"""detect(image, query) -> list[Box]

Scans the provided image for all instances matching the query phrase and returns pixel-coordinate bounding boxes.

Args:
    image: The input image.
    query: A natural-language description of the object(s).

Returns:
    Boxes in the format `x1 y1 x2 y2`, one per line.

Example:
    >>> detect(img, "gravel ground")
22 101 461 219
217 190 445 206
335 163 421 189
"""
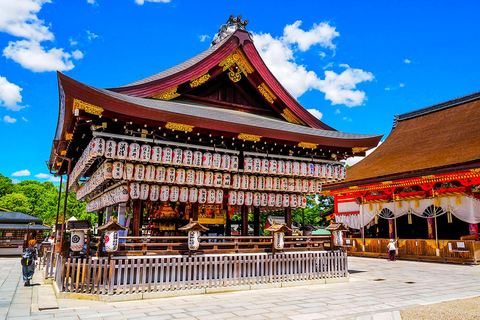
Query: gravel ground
400 296 480 320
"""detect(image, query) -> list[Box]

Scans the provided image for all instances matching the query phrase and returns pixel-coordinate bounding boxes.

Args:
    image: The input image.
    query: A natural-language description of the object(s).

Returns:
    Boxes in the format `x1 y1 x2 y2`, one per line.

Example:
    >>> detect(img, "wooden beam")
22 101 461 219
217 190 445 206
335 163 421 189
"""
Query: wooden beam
285 207 292 236
242 205 249 236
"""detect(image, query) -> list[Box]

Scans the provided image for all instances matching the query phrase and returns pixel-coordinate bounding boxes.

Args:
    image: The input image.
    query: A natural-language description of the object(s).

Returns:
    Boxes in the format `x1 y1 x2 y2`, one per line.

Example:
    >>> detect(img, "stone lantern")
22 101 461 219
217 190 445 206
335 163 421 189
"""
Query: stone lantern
98 217 129 252
265 222 293 252
179 219 209 252
325 222 349 252
66 219 92 253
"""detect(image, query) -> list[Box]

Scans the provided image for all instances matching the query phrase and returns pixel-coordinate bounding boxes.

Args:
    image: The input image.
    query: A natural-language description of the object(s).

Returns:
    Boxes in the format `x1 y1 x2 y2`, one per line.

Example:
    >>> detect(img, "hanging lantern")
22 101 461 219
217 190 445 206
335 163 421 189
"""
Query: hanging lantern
207 189 216 204
204 171 214 186
104 230 119 252
140 184 150 200
150 185 160 201
188 187 198 203
213 172 223 188
215 189 224 204
183 149 193 166
160 186 170 202
277 160 285 175
292 162 300 176
273 177 281 191
145 165 155 181
332 166 338 180
240 175 249 190
265 176 273 190
300 195 307 208
313 164 321 177
274 232 284 250
172 148 183 165
179 221 209 251
222 173 231 188
179 187 189 202
244 192 253 206
165 167 176 183
280 178 288 192
316 181 322 194
129 182 140 199
290 195 298 208
202 152 212 168
299 162 308 176
176 168 186 184
260 193 268 207
198 188 207 204
269 159 277 174
244 157 253 173
151 146 162 163
162 147 173 164
283 194 290 207
326 166 333 180
302 179 309 193
249 175 258 190
140 144 152 162
287 178 295 192
112 161 124 179
232 174 241 189
261 159 269 174
195 170 205 186
186 169 195 185
308 163 315 176
105 140 117 159
237 191 245 205
70 230 85 252
155 166 166 183
104 162 113 180
308 180 315 194
275 194 283 207
253 192 261 207
294 179 302 192
116 141 128 160
320 164 327 178
284 161 293 175
212 153 222 169
118 185 129 202
230 155 239 171
91 138 105 158
170 186 180 202
266 224 293 250
253 158 262 173
123 163 134 180
134 164 145 181
128 142 140 161
221 154 231 170
268 193 276 207
257 176 266 190
228 191 237 205
193 151 203 167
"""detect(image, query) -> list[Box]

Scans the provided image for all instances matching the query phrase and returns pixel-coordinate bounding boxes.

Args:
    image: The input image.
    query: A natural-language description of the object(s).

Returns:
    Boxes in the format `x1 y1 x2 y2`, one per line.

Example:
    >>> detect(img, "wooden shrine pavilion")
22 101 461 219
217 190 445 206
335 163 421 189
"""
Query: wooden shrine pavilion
323 91 480 264
45 16 380 297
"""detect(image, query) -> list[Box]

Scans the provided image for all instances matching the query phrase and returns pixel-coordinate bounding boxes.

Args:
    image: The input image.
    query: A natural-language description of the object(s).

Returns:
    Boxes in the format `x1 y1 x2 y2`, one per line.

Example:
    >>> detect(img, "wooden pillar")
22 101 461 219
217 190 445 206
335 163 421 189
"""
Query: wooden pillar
253 206 260 236
285 207 292 236
192 203 199 221
225 203 231 236
132 200 142 237
241 205 248 236
97 211 104 230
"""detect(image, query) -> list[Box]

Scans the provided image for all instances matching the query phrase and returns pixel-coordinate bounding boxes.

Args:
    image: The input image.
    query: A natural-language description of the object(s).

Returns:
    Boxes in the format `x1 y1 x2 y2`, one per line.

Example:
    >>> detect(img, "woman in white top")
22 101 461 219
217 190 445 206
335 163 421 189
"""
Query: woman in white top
387 239 398 261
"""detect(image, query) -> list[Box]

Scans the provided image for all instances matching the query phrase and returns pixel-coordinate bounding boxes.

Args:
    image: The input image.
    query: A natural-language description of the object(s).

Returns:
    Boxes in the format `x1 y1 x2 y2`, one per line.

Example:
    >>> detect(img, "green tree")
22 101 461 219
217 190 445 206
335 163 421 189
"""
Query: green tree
0 192 33 213
0 174 14 198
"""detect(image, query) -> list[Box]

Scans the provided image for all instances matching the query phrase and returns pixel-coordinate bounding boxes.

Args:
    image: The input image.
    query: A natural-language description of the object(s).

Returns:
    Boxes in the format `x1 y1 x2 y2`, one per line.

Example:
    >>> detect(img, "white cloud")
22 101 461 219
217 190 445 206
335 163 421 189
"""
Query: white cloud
283 21 339 51
307 108 323 120
399 83 405 87
35 173 50 178
199 34 210 42
69 38 78 46
12 178 21 184
3 115 17 123
12 169 30 177
253 22 373 107
3 40 78 72
22 116 28 121
135 0 170 4
87 0 96 4
49 176 61 182
86 30 98 41
72 49 83 59
0 0 53 42
342 116 352 121
345 141 383 167
335 109 340 114
385 87 391 91
0 76 24 111
319 52 326 58
404 59 411 64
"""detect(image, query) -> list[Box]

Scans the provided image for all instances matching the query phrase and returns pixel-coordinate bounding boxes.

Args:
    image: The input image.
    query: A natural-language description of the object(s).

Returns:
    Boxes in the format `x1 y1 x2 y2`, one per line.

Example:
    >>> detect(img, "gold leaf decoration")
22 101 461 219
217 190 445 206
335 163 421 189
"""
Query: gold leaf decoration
65 133 73 140
150 86 181 100
72 99 104 116
190 72 211 88
165 122 194 132
238 133 262 142
352 147 369 154
257 83 277 104
298 142 318 149
280 108 305 125
219 49 254 83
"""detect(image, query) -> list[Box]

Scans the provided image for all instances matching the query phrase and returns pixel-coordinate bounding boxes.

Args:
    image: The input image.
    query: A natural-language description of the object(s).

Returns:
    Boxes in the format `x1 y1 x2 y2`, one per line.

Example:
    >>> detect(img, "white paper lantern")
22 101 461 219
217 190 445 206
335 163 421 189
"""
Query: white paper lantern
176 168 186 184
165 167 176 183
301 179 309 193
104 162 113 179
277 160 285 175
230 155 239 171
285 161 293 175
105 140 117 159
253 158 262 173
299 162 307 176
244 157 253 173
326 165 333 179
160 186 170 201
140 144 152 162
162 147 173 164
188 231 200 250
124 163 134 180
195 170 205 185
257 176 265 190
267 193 276 207
202 152 212 168
215 189 224 204
129 183 140 199
274 232 284 250
193 151 203 167
265 177 273 190
339 166 346 180
222 173 231 188
308 163 315 176
292 162 300 176
145 165 155 182
206 189 215 204
170 186 179 202
232 174 241 189
228 190 238 205
332 165 338 179
244 192 253 206
237 191 244 205
253 192 261 207
287 178 295 192
282 194 290 207
280 178 288 192
91 138 105 158
116 141 128 160
316 181 322 194
70 230 85 252
273 177 281 191
275 194 283 207
140 184 149 200
188 187 198 203
105 230 119 252
204 171 214 186
198 188 207 204
134 164 145 181
150 185 160 201
294 179 302 192
151 146 162 163
260 193 268 206
320 164 327 178
213 172 223 188
155 166 166 183
182 149 193 166
186 169 195 185
300 195 307 208
128 143 140 161
212 153 221 169
290 195 298 208
308 180 316 194
249 175 257 190
314 164 321 177
221 154 230 170
179 187 189 202
261 159 269 173
240 175 249 190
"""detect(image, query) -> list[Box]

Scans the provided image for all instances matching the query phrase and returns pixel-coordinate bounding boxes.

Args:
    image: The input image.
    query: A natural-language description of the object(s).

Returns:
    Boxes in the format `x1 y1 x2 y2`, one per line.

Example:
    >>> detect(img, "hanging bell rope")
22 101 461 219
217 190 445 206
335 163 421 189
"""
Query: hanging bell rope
456 195 461 206
447 211 453 223
408 212 412 225
414 199 420 208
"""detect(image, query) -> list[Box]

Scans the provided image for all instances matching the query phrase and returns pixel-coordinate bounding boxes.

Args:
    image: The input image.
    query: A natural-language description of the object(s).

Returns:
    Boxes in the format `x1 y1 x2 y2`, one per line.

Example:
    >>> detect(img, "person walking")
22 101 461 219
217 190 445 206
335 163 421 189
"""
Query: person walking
21 239 38 286
387 239 397 261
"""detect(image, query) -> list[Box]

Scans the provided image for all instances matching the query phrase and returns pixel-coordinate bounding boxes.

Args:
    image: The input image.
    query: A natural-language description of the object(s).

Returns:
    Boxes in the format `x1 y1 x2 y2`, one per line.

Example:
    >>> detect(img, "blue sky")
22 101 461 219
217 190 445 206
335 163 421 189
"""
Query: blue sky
0 0 479 183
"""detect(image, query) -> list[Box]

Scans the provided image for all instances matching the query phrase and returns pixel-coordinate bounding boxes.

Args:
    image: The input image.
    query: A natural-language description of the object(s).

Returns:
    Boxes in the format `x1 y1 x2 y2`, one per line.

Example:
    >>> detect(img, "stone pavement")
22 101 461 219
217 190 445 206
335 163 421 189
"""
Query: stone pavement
2 256 480 320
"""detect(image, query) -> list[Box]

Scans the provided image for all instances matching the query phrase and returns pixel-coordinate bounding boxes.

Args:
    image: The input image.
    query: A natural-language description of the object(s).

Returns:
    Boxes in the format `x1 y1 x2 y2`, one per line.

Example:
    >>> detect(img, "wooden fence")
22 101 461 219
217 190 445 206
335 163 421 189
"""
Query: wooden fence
54 251 348 295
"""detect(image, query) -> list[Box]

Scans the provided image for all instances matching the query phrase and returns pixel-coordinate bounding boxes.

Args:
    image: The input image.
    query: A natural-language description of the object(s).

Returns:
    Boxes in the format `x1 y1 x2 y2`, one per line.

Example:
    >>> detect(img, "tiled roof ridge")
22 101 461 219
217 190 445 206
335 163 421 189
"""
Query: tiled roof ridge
393 90 480 127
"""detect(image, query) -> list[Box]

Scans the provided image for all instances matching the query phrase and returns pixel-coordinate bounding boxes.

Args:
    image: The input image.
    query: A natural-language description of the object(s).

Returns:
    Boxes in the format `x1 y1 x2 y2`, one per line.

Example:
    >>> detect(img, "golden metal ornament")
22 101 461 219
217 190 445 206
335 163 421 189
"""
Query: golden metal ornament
257 83 277 104
72 99 104 116
65 132 73 140
352 147 369 154
190 72 211 88
238 133 262 142
60 150 67 155
280 108 305 125
228 67 242 83
297 142 318 149
150 86 181 100
165 122 194 132
219 49 254 76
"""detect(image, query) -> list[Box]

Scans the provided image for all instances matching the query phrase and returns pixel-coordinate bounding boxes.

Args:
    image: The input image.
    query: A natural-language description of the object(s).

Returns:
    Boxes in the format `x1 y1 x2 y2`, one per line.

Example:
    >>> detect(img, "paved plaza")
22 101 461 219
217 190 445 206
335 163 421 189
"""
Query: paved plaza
2 256 480 320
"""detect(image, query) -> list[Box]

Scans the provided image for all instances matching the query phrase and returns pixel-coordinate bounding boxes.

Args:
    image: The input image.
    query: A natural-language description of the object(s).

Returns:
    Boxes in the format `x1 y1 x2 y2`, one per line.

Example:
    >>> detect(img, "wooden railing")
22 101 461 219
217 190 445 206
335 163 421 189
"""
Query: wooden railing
55 251 348 295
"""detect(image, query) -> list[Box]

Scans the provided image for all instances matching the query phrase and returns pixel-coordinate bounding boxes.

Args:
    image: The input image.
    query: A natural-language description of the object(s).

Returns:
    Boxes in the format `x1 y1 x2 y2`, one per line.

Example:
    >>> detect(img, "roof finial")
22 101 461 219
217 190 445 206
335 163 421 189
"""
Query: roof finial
212 14 250 46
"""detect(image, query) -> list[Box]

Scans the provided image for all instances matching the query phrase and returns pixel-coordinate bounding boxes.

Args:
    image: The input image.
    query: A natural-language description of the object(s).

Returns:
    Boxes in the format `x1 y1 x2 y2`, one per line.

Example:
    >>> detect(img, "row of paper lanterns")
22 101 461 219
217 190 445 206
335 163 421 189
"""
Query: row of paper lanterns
68 138 104 190
85 185 128 213
78 161 324 201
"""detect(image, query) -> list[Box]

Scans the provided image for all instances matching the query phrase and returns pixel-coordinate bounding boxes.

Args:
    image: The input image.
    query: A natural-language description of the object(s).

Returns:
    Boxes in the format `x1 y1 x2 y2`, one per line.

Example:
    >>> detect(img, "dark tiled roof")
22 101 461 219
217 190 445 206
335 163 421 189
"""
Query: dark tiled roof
0 211 43 224
0 224 50 230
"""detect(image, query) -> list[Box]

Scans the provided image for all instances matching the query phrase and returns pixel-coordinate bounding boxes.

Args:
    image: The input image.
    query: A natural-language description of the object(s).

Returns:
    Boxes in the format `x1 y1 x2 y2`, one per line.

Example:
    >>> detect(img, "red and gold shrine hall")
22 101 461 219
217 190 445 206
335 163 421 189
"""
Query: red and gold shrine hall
322 91 480 264
48 16 381 245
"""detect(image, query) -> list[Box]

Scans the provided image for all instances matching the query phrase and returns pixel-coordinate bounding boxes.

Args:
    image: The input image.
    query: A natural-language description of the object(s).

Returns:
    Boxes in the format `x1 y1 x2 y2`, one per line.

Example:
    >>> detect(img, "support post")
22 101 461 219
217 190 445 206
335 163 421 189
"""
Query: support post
118 203 127 242
241 205 248 236
285 207 292 236
97 211 104 232
192 203 199 221
54 175 63 243
105 206 113 223
132 200 142 237
225 205 231 236
253 206 260 236
433 190 440 256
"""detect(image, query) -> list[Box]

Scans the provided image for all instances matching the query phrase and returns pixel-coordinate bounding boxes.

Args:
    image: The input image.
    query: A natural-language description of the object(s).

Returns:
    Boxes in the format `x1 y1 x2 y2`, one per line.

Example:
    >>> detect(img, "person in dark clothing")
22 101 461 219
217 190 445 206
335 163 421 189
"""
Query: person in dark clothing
21 239 38 286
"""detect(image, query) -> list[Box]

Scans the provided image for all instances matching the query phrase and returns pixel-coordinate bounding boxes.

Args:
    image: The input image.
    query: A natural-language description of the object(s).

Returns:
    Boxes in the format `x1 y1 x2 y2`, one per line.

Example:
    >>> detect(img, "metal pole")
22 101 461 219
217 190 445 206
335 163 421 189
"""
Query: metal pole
433 189 439 255
361 196 365 251
393 193 398 240
54 175 63 243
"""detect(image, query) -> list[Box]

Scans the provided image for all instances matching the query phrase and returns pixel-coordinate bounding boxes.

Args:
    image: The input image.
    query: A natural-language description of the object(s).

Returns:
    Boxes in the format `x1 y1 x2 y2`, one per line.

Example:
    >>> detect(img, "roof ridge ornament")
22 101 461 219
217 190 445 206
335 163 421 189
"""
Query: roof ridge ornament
212 14 251 46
